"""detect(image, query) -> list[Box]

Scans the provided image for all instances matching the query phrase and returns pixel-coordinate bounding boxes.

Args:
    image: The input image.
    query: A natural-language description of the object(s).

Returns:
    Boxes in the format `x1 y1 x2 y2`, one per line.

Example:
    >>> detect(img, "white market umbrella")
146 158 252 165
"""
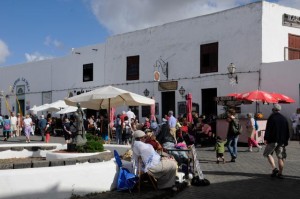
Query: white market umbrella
65 85 155 140
47 100 68 112
64 85 155 110
29 105 38 111
32 103 51 112
56 106 86 114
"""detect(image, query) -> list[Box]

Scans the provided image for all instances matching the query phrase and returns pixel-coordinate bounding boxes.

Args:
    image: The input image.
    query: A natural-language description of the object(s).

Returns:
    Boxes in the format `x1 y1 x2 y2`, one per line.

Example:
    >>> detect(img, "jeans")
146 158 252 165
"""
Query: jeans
115 127 122 144
40 129 45 141
227 135 239 158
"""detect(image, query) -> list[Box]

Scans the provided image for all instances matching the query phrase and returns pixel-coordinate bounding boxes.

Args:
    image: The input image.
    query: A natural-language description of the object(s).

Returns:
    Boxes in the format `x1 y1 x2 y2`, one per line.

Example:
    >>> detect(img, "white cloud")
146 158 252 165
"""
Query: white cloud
89 0 300 35
0 39 10 64
89 0 256 35
25 52 53 62
44 36 63 49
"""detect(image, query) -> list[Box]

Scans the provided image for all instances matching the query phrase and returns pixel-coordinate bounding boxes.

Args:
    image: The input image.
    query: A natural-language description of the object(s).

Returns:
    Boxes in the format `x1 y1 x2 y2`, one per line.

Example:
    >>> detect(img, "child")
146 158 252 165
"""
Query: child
45 118 52 143
215 136 227 164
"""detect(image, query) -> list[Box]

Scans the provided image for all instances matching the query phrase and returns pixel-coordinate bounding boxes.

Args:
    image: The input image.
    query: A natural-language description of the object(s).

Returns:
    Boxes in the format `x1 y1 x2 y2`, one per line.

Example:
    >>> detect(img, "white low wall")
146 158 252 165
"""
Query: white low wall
0 160 119 199
103 144 131 155
0 143 66 159
0 144 133 199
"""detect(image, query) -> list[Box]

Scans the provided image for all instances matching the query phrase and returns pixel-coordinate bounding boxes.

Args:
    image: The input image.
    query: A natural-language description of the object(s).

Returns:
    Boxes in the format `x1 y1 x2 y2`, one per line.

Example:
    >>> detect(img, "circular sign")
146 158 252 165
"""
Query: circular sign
154 71 160 81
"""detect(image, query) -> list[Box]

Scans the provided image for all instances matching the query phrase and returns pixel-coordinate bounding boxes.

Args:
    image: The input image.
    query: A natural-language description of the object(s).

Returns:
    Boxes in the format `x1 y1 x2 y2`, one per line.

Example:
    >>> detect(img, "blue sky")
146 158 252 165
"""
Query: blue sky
0 0 298 67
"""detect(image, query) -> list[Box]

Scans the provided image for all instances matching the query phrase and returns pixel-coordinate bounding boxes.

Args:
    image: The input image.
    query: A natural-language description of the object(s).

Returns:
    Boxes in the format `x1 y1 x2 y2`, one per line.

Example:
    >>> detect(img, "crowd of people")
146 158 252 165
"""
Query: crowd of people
0 112 62 143
219 104 290 179
0 103 293 184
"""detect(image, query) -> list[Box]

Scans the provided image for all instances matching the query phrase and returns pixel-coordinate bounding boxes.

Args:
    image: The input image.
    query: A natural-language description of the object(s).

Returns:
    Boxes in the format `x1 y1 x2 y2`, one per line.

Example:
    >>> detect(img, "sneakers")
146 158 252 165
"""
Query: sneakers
230 157 236 162
248 147 253 152
257 146 262 152
271 168 279 177
171 185 178 192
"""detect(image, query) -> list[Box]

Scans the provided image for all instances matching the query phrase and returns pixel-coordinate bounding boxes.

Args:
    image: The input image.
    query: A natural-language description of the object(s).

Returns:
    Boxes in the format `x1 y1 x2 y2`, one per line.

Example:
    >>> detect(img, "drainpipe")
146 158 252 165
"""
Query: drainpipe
256 68 262 113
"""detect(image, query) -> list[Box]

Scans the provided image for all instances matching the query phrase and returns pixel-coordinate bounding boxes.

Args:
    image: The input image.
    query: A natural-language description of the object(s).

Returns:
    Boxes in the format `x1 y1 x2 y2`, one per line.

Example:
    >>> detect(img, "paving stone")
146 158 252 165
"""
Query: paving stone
50 160 65 167
0 147 11 152
32 161 50 168
0 163 13 170
10 147 24 151
13 162 32 169
89 158 101 163
40 146 56 150
76 157 90 164
64 159 77 165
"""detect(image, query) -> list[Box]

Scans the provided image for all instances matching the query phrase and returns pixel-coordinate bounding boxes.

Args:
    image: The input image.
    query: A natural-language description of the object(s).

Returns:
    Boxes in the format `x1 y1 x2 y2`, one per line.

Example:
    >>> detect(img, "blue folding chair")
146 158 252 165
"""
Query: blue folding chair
114 150 139 192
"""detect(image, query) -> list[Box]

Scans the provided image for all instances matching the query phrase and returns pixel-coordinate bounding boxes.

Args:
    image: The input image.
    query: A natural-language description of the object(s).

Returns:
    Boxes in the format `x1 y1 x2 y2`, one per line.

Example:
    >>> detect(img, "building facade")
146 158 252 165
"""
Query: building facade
0 1 300 120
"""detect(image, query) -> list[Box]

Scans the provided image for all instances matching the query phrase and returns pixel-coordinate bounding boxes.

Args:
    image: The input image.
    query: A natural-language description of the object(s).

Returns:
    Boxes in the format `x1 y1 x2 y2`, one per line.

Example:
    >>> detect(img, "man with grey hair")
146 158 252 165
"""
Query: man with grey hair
38 115 47 141
168 110 177 142
263 104 290 179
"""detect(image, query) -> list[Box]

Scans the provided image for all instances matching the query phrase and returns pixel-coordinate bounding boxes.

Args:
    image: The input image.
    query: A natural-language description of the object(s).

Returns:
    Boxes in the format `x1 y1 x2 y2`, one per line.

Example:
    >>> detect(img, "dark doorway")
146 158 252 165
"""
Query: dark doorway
161 91 175 117
202 88 217 134
17 99 25 115
201 88 217 116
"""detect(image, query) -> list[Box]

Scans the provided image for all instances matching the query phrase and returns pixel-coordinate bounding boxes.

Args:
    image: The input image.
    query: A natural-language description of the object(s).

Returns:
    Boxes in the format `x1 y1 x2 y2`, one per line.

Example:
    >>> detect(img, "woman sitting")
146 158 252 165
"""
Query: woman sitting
144 131 163 153
132 130 177 190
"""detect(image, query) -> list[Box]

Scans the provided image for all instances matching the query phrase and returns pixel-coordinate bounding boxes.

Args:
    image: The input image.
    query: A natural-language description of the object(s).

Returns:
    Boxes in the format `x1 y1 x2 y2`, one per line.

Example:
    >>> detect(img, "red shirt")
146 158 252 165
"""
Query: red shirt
181 125 188 133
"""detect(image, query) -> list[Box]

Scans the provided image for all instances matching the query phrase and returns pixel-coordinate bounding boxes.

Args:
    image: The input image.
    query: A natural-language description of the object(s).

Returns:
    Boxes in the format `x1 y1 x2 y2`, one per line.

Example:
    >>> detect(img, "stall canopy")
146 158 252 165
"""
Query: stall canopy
270 92 295 103
65 85 155 140
228 90 295 104
55 106 86 114
239 90 278 103
30 100 68 113
65 85 155 110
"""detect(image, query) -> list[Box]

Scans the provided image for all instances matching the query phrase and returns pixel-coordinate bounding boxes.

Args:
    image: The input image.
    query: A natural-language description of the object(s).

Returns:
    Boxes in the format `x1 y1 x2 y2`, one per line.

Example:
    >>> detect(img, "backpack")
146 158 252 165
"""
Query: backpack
114 118 121 128
3 120 10 131
254 120 259 131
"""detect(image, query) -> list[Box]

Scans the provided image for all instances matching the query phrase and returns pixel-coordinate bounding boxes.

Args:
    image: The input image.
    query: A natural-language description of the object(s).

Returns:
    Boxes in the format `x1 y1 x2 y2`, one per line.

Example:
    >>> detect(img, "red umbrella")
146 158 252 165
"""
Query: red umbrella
228 93 242 99
109 107 115 129
150 97 156 121
186 93 193 123
270 92 295 103
239 90 278 103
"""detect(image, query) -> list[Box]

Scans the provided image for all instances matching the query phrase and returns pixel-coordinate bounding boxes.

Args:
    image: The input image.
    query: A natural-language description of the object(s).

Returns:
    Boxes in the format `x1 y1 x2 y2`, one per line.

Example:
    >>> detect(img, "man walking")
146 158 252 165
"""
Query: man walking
263 104 290 179
168 111 177 142
38 115 47 142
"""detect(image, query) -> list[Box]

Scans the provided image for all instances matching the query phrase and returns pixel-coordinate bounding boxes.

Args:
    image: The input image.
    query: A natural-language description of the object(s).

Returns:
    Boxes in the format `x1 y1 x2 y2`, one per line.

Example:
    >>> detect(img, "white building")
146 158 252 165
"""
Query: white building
0 1 300 121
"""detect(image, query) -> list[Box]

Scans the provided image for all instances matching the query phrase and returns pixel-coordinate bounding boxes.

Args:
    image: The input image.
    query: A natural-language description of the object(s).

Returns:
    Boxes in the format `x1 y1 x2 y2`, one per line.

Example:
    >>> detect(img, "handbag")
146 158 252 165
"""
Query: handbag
233 123 242 135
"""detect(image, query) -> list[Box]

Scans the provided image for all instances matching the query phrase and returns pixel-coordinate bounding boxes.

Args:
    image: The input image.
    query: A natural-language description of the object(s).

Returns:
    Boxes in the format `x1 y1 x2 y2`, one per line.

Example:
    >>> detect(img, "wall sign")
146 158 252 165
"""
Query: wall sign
283 13 300 28
12 77 31 93
158 81 178 91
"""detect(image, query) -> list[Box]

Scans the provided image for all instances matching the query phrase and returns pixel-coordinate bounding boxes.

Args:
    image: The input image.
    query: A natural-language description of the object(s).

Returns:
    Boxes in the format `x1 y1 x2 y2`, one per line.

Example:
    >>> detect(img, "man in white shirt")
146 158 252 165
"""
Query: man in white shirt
10 112 17 137
168 111 177 142
126 108 136 122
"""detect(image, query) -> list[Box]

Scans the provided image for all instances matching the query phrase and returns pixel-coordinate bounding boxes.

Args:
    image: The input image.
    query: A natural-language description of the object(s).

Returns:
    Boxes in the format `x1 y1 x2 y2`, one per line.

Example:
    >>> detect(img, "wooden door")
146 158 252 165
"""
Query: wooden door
288 34 300 60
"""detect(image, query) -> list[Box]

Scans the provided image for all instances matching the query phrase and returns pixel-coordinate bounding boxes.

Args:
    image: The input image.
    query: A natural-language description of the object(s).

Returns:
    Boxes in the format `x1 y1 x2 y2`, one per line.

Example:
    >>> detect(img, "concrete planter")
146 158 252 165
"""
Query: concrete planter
0 143 132 199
